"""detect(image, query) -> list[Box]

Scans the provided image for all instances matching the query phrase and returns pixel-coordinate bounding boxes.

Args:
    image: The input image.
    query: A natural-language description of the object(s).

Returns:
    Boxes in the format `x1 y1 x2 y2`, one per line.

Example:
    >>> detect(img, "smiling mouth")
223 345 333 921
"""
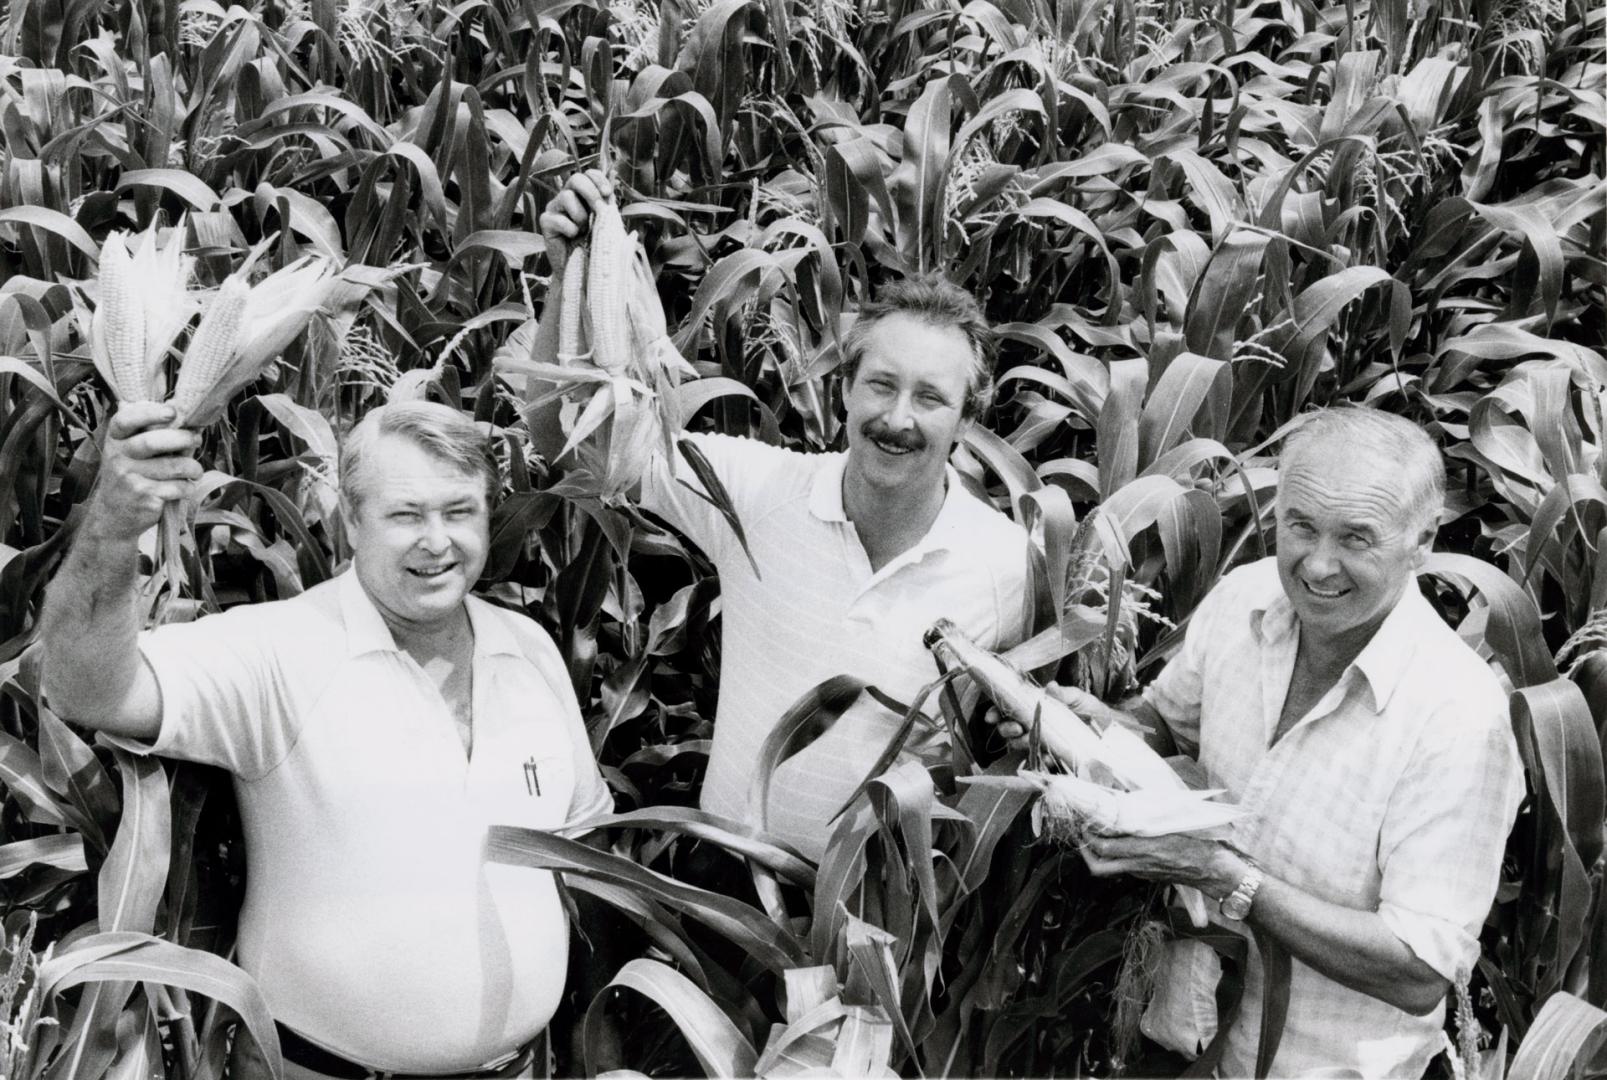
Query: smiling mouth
1301 580 1350 600
869 435 919 456
407 562 458 580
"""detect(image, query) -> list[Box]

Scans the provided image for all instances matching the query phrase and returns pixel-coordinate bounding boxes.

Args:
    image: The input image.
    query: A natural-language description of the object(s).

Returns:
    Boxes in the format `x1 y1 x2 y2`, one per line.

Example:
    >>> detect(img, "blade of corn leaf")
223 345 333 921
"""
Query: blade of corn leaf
485 825 806 971
675 435 760 577
1422 553 1557 689
1096 358 1146 496
831 1005 896 1076
751 673 869 834
0 834 88 877
783 966 840 1025
1511 680 1606 996
1506 992 1607 1080
844 915 922 1072
564 877 710 992
811 804 878 964
1138 352 1231 466
36 710 114 851
562 805 816 886
38 932 283 1080
868 761 942 932
829 673 951 826
0 729 72 828
583 957 758 1079
98 747 169 935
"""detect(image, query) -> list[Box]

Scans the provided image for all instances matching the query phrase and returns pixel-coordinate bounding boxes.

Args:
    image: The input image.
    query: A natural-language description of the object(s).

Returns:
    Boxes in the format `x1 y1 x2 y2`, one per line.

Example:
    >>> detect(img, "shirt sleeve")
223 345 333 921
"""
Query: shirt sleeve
1375 696 1525 981
105 610 299 781
637 431 794 570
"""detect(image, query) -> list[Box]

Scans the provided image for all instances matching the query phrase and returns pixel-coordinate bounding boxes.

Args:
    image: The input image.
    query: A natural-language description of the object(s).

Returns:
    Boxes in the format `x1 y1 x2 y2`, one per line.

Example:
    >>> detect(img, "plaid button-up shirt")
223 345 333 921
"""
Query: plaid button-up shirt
1139 558 1524 1078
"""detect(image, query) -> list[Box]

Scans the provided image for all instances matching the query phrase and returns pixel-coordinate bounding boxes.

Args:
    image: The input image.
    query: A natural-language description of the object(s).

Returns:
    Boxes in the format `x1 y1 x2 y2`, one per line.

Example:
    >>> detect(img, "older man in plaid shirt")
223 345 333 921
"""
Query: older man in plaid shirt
1006 408 1524 1077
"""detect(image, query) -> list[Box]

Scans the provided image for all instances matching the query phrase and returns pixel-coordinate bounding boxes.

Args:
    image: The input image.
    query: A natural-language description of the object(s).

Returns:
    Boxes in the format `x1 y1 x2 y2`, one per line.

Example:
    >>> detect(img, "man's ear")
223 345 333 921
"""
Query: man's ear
1409 517 1437 569
339 495 359 536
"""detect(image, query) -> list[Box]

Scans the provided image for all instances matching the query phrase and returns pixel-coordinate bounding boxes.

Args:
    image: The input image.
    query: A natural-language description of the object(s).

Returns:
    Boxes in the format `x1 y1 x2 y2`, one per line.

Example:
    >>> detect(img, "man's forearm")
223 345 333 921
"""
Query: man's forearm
40 531 158 737
1213 849 1449 1015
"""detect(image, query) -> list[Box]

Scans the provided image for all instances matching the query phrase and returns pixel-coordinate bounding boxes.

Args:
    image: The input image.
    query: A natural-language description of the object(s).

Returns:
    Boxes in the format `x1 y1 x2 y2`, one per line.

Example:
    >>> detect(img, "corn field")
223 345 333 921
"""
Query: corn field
0 0 1604 1075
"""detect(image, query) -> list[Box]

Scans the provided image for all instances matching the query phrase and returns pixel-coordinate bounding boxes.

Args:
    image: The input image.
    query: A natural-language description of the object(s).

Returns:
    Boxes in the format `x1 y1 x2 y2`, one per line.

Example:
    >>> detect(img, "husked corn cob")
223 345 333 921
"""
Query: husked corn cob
1024 771 1241 839
586 199 634 375
99 235 150 402
171 276 249 424
925 618 1180 791
558 244 590 363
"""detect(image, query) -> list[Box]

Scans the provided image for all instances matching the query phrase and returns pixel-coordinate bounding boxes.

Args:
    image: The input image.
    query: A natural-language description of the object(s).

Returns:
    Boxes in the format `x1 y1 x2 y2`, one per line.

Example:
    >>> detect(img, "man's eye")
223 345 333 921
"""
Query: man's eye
1285 521 1315 536
390 510 419 522
919 393 948 407
1343 535 1372 550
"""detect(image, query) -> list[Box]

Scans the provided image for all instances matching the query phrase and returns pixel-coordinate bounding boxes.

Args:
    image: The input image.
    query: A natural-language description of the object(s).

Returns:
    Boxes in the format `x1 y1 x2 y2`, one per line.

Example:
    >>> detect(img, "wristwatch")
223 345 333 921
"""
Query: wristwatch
1219 858 1264 921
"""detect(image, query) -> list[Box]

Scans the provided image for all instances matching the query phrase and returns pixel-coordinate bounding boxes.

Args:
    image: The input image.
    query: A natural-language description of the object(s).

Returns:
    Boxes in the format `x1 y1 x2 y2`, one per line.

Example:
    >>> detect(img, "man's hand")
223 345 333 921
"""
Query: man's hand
538 168 614 269
90 402 203 542
1080 829 1245 898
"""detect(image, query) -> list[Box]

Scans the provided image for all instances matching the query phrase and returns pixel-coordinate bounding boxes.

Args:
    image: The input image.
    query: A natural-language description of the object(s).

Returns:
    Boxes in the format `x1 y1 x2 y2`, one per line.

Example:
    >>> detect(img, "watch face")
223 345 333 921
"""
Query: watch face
1221 894 1251 920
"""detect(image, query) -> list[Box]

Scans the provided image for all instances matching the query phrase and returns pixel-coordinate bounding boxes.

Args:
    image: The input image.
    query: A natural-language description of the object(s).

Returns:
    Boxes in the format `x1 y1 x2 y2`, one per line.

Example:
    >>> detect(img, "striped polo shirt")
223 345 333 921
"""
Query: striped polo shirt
642 432 1031 859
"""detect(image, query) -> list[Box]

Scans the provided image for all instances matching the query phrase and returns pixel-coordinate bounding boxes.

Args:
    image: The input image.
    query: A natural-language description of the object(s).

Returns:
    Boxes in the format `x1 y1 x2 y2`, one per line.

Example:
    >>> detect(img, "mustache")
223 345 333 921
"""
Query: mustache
862 423 925 451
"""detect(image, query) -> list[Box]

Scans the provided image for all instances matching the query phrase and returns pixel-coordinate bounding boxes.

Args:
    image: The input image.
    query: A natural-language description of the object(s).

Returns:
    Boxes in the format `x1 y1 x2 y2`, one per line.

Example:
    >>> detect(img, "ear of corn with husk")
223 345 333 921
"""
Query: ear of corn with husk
84 225 198 403
502 192 695 499
927 619 1232 926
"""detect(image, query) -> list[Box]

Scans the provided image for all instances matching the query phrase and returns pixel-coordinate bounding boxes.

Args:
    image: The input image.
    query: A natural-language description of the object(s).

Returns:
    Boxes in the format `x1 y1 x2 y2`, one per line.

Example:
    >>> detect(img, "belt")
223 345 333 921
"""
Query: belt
274 1023 533 1079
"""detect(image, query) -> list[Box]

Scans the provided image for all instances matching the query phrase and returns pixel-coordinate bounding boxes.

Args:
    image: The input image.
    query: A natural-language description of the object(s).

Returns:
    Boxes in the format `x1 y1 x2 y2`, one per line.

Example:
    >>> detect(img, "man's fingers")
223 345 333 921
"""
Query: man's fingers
574 168 612 205
146 479 196 505
108 402 178 440
138 456 204 482
120 427 201 460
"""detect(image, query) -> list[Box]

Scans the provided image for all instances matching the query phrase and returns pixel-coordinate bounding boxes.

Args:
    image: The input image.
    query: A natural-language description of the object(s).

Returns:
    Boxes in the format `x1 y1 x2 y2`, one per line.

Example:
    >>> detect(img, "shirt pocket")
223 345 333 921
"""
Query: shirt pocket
476 744 577 832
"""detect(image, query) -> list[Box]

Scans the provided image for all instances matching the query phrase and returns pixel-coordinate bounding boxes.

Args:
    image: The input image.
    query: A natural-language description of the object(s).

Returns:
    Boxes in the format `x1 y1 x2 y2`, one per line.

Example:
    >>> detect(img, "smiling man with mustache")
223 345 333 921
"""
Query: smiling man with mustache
541 170 1031 859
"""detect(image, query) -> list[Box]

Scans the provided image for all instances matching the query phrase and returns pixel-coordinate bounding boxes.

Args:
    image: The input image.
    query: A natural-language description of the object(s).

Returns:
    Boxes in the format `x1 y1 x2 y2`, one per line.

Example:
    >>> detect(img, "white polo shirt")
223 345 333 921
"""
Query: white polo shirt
116 569 611 1074
642 432 1031 859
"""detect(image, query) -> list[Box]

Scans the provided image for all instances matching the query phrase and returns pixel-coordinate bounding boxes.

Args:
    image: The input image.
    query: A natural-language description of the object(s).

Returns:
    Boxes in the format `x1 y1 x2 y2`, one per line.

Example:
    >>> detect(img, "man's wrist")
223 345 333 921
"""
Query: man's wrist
1209 845 1257 901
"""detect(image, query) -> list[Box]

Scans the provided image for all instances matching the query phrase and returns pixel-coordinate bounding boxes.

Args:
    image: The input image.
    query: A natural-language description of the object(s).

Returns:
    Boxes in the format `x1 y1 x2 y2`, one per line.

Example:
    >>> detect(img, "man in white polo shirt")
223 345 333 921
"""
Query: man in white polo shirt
40 400 610 1078
540 171 1031 860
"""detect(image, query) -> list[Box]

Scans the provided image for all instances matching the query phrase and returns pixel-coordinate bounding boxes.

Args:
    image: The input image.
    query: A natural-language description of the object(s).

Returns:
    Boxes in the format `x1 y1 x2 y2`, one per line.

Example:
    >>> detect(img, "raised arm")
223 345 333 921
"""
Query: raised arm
40 403 202 739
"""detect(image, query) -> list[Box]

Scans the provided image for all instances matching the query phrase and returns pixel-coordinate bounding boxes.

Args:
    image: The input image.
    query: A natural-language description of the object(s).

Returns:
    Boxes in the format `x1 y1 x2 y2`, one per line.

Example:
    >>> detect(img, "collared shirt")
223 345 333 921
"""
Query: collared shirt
114 569 611 1074
1140 558 1524 1078
641 432 1031 859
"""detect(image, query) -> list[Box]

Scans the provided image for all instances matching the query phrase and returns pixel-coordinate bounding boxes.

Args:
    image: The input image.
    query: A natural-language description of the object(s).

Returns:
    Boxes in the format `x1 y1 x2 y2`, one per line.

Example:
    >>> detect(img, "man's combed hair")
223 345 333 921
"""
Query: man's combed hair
1282 407 1447 532
841 273 995 418
339 400 500 510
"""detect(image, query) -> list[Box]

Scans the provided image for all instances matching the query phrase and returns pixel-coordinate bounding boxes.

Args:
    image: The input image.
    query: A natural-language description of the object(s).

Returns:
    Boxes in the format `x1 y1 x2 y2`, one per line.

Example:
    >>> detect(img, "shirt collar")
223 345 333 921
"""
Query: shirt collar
337 566 520 660
1250 577 1426 712
807 453 971 557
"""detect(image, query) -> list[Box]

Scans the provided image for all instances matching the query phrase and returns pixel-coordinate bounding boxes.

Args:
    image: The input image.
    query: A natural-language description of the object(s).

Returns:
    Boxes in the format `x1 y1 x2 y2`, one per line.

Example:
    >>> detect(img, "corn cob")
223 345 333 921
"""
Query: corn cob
98 235 150 402
586 198 634 375
925 618 1181 791
558 244 590 363
171 276 249 425
1023 771 1242 839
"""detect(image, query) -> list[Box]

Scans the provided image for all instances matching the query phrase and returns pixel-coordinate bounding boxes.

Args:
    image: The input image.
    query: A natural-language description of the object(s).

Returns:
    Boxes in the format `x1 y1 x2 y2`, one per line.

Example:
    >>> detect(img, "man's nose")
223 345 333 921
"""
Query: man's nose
885 392 917 429
417 514 450 552
1305 535 1341 576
